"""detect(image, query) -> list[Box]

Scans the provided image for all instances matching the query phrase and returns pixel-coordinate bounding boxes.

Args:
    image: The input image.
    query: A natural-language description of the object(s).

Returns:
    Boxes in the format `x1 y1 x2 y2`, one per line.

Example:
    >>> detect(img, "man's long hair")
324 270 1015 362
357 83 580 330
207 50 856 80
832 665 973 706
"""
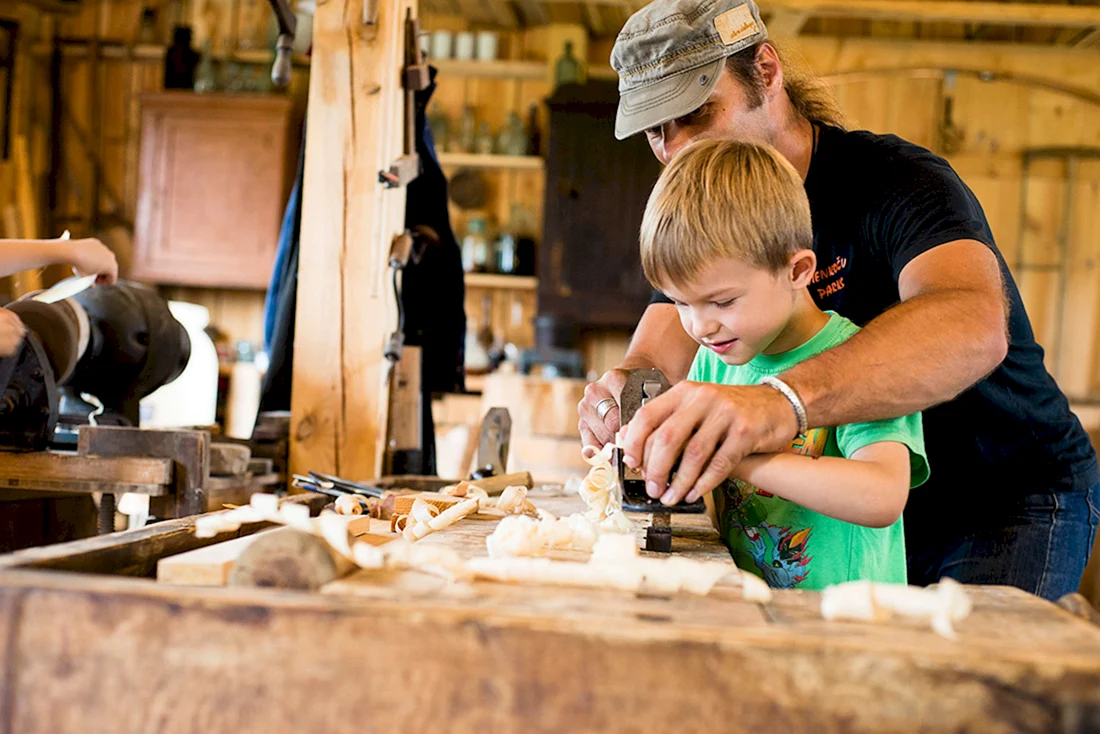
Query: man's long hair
725 42 847 129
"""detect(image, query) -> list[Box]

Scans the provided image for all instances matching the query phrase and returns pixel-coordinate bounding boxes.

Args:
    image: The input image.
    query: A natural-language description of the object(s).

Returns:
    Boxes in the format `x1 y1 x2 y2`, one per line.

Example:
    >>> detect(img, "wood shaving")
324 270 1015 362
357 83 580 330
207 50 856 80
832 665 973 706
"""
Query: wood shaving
820 578 971 638
440 481 471 497
335 495 367 516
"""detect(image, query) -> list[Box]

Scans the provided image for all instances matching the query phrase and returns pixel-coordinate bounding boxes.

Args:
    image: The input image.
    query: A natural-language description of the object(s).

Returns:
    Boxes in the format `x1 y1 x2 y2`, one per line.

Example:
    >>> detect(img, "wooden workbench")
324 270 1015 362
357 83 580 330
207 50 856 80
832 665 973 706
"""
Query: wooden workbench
0 489 1097 732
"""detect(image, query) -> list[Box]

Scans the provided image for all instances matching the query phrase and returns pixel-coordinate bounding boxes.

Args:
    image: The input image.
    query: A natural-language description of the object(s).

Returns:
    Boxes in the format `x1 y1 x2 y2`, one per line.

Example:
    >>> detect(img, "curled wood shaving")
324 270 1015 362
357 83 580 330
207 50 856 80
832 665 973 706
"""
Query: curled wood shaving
335 495 367 516
410 498 440 526
440 481 471 497
820 578 971 638
428 498 479 531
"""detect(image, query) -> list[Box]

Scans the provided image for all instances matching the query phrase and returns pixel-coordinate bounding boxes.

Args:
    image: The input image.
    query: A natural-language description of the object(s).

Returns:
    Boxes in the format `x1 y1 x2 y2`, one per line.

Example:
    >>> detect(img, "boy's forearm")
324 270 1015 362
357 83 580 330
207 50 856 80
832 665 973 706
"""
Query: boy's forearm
0 240 70 278
732 452 907 528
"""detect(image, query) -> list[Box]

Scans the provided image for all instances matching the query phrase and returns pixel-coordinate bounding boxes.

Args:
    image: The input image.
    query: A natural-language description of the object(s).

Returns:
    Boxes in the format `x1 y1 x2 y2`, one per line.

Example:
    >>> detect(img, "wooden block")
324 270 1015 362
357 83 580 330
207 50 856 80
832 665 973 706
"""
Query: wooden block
0 492 330 578
157 529 279 586
0 452 173 485
247 458 275 475
468 471 533 496
209 443 251 477
79 426 209 519
392 492 461 516
228 527 356 591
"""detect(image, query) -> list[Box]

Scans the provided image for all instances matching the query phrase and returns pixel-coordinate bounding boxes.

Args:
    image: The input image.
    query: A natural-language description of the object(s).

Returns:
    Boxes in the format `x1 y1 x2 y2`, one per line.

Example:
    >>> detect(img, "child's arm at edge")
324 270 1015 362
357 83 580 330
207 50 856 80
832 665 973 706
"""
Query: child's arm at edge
731 442 911 528
0 237 118 284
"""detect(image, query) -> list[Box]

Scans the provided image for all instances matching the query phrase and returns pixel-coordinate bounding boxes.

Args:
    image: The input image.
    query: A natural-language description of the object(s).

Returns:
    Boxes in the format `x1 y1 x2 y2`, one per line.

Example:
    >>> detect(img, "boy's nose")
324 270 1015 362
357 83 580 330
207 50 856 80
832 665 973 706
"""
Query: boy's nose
691 314 720 342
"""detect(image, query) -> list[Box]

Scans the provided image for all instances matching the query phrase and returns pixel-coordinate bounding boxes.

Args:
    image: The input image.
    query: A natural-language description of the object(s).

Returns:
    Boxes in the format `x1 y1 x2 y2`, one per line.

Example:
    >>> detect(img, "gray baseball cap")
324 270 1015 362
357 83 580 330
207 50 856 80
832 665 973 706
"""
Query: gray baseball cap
611 0 767 140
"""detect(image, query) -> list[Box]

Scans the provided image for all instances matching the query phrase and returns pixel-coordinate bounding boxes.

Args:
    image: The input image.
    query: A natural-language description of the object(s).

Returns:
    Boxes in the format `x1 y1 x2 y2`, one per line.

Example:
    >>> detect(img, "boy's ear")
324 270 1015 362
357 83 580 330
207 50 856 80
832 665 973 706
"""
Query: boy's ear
788 249 817 288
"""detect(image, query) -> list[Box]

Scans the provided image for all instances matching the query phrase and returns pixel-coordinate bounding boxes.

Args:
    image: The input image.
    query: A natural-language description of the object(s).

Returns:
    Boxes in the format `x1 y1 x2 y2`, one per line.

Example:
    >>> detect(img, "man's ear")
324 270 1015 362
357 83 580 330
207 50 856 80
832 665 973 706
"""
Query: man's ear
789 249 817 289
756 43 784 100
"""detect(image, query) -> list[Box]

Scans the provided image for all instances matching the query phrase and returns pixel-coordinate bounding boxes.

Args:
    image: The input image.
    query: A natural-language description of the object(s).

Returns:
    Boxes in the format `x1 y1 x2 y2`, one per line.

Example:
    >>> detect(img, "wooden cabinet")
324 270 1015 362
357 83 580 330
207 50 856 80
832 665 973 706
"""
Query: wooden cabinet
133 92 293 289
539 80 662 333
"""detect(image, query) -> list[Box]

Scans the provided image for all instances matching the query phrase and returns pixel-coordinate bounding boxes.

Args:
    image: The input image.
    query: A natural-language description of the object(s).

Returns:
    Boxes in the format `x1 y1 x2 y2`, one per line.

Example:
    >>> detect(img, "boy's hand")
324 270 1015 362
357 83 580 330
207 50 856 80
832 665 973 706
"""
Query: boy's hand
0 308 27 357
69 238 118 285
618 381 800 505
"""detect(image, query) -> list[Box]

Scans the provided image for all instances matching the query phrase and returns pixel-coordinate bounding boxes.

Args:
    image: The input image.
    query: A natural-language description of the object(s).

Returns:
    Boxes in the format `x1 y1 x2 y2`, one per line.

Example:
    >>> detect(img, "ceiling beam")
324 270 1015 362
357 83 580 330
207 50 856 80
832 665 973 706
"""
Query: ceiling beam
757 0 1100 29
767 9 812 37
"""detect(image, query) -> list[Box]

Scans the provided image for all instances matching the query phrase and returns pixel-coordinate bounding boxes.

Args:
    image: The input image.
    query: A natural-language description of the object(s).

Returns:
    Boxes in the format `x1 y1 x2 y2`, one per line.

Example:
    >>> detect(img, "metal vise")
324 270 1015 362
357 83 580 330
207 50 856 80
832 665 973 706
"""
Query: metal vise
0 282 190 451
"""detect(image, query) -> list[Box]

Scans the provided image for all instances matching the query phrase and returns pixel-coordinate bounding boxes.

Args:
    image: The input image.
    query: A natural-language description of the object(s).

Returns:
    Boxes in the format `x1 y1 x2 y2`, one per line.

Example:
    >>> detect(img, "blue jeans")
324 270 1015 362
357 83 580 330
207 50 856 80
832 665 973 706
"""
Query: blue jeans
905 477 1100 601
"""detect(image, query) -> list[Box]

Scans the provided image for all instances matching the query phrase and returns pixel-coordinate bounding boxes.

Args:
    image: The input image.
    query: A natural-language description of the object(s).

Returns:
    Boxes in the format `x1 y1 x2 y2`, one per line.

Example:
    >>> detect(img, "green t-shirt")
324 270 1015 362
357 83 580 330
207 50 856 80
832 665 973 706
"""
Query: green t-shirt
688 311 930 590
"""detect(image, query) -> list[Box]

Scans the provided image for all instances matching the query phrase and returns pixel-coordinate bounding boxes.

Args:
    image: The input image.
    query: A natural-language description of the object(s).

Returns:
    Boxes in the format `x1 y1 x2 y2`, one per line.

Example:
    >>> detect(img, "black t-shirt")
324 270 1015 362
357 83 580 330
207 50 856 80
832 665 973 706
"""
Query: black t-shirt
653 124 1097 507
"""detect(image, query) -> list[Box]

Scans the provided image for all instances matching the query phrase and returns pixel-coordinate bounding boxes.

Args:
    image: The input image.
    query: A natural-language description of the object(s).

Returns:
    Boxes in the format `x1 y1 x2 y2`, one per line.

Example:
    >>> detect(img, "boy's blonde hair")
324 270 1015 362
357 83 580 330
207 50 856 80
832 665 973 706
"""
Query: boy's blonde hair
640 139 813 289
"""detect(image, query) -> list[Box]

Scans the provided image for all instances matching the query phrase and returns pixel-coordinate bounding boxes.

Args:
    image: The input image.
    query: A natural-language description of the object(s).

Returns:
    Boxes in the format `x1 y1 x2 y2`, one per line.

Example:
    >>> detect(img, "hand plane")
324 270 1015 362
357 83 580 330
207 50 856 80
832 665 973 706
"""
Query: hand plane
615 369 705 552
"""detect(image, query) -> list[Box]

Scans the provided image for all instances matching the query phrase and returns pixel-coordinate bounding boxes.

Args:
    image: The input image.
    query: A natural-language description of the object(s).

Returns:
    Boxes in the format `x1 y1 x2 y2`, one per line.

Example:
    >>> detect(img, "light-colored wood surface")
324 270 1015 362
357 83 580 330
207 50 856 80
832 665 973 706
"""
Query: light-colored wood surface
289 0 412 482
437 152 544 170
479 372 590 481
0 452 172 486
464 272 538 290
0 511 1097 732
156 528 277 586
432 58 546 80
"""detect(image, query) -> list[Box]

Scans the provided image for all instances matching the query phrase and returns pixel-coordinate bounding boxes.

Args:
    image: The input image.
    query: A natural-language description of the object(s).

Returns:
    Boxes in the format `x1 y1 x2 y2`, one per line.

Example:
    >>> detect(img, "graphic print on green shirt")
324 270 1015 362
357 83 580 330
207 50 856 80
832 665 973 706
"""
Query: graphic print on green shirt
688 312 930 590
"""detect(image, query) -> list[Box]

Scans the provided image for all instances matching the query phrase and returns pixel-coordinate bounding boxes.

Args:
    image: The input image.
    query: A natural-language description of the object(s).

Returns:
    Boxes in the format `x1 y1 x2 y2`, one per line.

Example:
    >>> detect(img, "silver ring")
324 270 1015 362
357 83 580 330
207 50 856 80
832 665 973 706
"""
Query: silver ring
595 398 618 422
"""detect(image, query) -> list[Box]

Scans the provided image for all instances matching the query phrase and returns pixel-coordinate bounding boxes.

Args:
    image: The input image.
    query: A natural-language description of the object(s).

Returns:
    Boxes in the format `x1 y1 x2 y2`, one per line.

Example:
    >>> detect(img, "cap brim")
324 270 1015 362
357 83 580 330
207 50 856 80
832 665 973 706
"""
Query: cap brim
614 58 725 141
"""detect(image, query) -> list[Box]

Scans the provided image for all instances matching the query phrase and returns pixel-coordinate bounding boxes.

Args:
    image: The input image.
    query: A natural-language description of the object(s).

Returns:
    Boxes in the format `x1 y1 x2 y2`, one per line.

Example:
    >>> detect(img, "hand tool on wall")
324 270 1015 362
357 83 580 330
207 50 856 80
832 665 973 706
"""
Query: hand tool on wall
263 0 298 88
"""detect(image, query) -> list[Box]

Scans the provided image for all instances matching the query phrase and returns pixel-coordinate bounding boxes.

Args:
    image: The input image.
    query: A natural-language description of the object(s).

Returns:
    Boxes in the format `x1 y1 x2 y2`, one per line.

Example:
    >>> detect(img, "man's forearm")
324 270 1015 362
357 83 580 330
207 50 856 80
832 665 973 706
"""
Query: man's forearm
620 304 697 383
783 289 1008 428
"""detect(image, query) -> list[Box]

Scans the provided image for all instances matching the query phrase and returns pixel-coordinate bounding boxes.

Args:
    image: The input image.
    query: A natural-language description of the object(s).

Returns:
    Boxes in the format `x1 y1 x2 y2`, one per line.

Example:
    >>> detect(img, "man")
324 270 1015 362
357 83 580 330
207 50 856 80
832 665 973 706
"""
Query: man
578 0 1100 600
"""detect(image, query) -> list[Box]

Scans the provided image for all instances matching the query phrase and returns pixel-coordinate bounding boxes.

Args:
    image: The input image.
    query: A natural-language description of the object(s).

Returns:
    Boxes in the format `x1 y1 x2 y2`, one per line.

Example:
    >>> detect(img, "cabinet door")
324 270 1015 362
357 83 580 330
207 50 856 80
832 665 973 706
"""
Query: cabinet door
540 81 661 330
133 94 292 289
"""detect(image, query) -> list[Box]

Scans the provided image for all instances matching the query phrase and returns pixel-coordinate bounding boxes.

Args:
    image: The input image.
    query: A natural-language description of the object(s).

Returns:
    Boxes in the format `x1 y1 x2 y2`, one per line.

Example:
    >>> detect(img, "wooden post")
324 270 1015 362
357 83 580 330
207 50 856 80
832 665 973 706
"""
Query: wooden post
289 0 413 482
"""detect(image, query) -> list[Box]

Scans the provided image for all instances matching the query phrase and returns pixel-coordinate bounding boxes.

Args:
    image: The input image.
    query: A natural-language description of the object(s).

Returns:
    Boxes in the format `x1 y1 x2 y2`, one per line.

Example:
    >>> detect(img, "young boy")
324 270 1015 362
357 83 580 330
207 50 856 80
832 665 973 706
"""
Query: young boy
0 235 118 357
638 139 928 589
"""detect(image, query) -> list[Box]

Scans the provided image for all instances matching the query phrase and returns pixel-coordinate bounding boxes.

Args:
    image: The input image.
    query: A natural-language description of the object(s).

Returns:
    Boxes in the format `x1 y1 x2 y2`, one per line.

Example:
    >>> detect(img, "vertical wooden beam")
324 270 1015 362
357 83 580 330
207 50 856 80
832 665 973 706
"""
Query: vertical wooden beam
290 0 412 481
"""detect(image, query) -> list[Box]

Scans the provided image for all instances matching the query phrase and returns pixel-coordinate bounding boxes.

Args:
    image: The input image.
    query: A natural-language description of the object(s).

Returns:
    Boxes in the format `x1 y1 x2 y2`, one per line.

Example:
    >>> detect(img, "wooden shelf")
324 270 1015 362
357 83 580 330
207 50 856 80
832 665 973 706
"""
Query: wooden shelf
465 273 537 290
31 42 310 67
432 59 546 80
437 153 544 170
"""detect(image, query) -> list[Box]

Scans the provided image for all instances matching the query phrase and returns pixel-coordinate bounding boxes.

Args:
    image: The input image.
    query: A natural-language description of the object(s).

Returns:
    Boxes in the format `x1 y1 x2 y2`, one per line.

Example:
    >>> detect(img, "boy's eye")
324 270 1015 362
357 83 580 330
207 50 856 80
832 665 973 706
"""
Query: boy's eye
713 299 736 309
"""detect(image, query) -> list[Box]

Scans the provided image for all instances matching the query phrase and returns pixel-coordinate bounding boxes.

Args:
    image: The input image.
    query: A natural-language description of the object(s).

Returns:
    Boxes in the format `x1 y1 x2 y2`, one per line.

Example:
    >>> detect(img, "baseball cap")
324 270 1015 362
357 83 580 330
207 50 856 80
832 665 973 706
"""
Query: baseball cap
611 0 767 140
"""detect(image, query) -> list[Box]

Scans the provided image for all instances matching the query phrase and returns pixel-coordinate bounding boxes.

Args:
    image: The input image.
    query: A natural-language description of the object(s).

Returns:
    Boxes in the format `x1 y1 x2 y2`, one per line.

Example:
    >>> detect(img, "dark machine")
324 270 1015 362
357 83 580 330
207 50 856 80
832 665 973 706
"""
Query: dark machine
0 282 191 452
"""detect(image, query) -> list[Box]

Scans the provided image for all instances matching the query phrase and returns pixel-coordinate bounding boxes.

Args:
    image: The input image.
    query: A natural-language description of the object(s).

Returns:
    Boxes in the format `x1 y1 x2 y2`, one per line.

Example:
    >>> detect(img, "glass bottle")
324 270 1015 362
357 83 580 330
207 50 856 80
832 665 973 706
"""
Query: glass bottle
457 105 476 154
525 103 541 156
193 39 217 93
164 26 200 90
494 231 517 275
503 111 526 156
462 218 490 273
136 8 159 45
427 103 450 153
475 121 495 155
508 203 537 276
554 40 581 89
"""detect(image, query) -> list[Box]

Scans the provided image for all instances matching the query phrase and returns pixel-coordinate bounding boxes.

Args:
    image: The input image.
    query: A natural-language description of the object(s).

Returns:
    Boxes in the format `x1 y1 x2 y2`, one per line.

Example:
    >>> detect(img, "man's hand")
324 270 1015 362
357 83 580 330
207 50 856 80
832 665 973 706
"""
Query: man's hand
619 381 800 505
0 308 26 358
70 238 118 285
578 368 630 448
